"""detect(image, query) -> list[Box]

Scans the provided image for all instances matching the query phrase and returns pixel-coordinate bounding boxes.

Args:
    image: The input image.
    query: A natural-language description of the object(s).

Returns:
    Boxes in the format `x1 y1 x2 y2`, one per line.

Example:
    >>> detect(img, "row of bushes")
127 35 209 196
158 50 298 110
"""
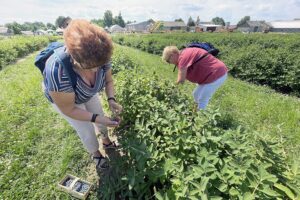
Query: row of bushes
99 50 300 199
0 36 58 70
113 33 300 96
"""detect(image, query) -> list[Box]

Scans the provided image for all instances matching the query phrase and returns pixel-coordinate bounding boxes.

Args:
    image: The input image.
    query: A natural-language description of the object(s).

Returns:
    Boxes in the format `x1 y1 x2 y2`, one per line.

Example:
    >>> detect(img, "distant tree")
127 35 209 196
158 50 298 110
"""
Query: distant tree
103 10 113 27
126 20 136 24
46 23 56 30
5 21 48 33
187 16 195 26
32 22 47 31
113 12 125 27
91 19 104 27
147 19 155 23
175 18 184 22
55 16 71 28
195 16 201 26
5 22 22 34
237 16 250 26
212 17 225 26
22 22 33 31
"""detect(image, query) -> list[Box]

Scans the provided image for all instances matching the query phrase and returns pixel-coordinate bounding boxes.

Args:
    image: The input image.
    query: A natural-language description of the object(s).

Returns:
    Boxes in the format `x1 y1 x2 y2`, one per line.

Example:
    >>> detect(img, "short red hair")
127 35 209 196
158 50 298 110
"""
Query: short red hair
63 19 113 69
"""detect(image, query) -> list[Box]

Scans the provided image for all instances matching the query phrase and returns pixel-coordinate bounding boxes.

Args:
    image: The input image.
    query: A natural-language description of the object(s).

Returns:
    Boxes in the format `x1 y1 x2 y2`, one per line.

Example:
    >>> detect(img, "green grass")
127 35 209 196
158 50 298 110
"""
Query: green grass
0 53 92 199
114 44 300 152
1 45 300 199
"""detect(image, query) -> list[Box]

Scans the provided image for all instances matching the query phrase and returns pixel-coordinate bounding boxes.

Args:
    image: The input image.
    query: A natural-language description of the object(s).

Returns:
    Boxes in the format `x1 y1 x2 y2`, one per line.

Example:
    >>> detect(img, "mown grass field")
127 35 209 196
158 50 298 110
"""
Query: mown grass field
0 39 300 199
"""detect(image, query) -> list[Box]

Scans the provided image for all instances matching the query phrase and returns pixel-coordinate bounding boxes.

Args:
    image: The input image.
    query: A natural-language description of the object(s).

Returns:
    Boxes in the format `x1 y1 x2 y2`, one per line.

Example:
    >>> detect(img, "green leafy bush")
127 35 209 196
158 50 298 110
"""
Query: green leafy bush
99 53 300 199
0 36 58 69
113 33 300 96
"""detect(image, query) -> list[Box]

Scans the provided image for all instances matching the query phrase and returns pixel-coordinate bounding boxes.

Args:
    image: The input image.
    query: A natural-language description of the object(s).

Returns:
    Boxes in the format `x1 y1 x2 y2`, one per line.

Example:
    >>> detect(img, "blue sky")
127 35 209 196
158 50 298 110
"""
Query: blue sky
0 0 299 25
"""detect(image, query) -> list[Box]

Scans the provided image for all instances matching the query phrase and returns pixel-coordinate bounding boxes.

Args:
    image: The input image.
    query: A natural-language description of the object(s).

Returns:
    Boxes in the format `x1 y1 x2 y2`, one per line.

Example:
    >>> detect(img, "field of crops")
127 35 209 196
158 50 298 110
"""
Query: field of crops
0 36 58 70
113 33 300 97
1 35 300 199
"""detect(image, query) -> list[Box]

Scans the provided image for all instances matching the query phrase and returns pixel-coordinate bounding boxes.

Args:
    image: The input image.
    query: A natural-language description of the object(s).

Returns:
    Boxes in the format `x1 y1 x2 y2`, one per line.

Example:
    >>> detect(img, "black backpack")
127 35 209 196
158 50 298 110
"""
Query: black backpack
34 42 77 90
185 42 219 56
174 42 220 72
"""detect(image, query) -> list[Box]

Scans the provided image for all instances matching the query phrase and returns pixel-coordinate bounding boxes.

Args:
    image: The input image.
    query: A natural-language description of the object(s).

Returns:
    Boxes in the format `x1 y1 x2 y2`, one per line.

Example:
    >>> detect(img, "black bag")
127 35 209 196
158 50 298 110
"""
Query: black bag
34 42 77 90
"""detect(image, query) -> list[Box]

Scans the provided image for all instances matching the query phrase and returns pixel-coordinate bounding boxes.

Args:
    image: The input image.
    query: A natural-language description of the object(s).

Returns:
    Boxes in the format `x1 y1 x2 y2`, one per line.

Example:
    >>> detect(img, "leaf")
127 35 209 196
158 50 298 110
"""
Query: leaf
274 183 296 199
200 177 210 191
243 192 255 200
210 196 223 200
171 178 181 186
189 196 199 200
217 183 228 192
155 192 164 200
229 187 239 196
260 186 280 197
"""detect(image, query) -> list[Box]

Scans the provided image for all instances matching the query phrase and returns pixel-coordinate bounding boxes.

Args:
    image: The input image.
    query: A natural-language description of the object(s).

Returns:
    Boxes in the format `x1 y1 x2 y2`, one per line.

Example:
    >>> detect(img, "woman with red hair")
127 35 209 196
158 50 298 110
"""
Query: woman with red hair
43 19 122 170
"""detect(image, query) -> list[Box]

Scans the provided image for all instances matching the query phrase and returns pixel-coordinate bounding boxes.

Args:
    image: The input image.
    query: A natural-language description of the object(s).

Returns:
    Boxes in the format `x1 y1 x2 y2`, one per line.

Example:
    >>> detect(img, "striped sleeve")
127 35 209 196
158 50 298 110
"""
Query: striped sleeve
102 62 112 73
44 58 74 93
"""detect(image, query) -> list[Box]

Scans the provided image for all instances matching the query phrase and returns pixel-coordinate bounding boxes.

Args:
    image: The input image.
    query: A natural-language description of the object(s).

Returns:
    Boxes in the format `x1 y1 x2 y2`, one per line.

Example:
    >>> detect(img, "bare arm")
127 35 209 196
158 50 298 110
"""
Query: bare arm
104 68 123 114
49 91 118 126
104 68 115 99
176 67 187 84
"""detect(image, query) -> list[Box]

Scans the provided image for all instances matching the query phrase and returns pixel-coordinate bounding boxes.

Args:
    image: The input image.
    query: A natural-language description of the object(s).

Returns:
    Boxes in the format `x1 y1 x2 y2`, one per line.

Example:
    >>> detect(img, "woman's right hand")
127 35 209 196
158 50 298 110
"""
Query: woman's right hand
96 116 119 127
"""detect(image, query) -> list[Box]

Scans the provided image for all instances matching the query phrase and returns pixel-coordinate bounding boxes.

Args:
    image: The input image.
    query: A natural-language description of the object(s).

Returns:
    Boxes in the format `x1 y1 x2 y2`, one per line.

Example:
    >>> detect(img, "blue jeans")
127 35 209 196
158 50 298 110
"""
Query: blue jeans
192 73 227 110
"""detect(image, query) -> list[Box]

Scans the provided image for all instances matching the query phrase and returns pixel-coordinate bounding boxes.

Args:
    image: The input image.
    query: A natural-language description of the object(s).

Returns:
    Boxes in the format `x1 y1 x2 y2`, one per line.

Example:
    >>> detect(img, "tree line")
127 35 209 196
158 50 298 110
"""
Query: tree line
3 10 127 34
3 11 251 34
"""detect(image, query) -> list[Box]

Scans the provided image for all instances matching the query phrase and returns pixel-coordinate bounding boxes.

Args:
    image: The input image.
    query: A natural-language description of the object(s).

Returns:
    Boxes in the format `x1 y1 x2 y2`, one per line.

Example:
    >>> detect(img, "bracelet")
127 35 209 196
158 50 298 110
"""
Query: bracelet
107 97 116 102
91 113 98 123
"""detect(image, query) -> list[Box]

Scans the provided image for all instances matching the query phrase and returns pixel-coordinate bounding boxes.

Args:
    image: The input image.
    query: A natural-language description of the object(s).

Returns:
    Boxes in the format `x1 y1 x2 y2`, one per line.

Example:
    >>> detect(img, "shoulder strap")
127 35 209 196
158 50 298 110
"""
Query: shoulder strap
173 51 209 72
190 52 209 67
54 47 77 90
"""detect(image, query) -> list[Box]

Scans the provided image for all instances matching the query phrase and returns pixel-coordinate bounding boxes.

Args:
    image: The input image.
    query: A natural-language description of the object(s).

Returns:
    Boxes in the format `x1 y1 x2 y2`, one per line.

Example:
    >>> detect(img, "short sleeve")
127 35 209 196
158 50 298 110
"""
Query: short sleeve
43 57 74 93
178 48 206 69
102 62 112 73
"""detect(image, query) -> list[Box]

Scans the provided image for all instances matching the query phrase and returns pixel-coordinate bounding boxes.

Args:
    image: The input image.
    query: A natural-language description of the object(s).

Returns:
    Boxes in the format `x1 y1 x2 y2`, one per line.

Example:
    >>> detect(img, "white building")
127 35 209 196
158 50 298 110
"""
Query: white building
199 23 222 32
267 20 300 33
21 31 34 36
126 21 152 32
0 26 13 36
109 25 126 33
36 29 47 35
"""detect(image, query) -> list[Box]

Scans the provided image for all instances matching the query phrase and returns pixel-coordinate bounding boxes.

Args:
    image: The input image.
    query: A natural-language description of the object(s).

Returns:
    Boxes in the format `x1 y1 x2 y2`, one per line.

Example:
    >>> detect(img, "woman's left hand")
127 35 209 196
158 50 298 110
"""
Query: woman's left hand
109 101 123 115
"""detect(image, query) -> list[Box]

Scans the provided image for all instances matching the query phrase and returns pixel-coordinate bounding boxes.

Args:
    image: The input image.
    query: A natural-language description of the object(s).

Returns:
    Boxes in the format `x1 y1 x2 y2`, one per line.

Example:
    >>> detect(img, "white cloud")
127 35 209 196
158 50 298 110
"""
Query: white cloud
0 0 299 25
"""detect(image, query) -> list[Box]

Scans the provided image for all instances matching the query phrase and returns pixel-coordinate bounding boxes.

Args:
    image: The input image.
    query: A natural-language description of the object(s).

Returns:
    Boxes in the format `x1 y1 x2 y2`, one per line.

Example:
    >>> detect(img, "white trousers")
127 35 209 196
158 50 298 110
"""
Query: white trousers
52 95 108 153
192 73 227 110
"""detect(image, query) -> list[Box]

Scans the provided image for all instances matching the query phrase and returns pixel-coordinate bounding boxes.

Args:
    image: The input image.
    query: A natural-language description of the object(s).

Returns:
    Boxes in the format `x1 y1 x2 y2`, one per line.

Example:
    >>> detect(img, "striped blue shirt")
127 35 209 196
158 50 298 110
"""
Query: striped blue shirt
43 52 110 104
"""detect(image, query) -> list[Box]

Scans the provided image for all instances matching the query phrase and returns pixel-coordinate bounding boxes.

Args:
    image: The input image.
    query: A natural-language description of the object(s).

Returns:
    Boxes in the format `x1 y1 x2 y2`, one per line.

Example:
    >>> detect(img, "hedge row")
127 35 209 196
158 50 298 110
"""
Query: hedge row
113 33 300 96
96 49 300 199
0 36 58 69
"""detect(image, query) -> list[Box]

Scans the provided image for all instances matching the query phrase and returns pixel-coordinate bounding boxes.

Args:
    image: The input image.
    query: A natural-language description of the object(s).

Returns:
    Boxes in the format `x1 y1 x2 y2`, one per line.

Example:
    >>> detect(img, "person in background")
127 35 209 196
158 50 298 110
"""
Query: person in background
162 46 228 110
43 19 122 170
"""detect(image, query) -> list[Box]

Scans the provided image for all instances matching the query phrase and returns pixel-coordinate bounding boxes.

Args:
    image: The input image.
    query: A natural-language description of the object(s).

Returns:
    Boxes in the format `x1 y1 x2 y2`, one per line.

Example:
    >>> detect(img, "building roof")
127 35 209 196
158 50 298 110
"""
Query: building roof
162 21 186 27
56 28 63 33
21 31 34 35
228 25 237 29
199 24 222 27
246 21 268 27
267 20 300 29
109 24 125 32
126 21 151 26
199 22 212 25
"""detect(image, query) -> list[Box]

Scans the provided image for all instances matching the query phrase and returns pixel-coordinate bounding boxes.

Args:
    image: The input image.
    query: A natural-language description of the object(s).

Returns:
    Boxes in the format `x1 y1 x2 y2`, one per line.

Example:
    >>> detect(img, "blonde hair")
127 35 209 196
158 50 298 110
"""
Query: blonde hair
162 46 179 62
63 19 113 69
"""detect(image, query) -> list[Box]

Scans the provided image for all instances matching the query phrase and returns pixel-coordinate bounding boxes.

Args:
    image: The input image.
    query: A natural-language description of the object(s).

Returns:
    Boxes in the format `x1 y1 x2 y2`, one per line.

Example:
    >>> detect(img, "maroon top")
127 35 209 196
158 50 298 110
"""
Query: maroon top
178 48 228 84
